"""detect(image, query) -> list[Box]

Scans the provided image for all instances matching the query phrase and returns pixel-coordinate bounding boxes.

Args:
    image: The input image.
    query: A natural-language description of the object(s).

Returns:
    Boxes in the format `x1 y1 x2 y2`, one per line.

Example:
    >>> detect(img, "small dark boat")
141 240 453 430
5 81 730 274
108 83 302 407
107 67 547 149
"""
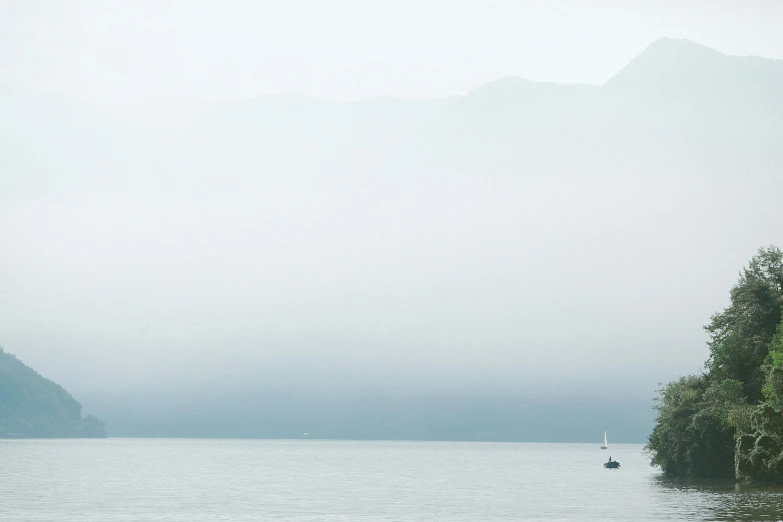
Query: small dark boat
604 461 620 469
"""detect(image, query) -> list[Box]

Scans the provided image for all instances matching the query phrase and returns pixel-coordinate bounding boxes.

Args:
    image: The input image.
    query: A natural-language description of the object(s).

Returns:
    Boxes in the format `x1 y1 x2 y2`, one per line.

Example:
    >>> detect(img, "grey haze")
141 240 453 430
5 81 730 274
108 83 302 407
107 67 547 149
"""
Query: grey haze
1 3 782 441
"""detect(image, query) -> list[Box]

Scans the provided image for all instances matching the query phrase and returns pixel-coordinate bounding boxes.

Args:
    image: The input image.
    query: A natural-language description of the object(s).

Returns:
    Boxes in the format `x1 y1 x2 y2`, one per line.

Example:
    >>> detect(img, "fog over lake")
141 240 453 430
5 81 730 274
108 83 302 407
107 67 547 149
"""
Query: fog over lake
2 1 782 441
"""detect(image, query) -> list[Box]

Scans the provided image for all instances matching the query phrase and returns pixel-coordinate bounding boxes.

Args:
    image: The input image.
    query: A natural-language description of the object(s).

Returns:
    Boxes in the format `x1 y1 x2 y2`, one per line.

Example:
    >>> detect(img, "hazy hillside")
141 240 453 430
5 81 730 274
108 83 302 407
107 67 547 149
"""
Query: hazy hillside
86 385 653 442
1 38 782 441
0 348 105 438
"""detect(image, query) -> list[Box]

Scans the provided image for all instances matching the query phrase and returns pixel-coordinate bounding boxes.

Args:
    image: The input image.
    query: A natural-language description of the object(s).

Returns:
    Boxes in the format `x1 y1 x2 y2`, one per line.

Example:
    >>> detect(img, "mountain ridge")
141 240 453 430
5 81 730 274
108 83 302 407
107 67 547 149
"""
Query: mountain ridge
605 37 783 92
0 347 106 438
2 37 782 441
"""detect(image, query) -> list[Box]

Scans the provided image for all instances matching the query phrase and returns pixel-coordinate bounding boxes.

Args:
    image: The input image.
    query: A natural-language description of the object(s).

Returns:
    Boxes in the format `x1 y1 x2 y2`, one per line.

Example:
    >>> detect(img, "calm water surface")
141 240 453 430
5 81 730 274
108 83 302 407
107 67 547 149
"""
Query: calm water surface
2 439 783 521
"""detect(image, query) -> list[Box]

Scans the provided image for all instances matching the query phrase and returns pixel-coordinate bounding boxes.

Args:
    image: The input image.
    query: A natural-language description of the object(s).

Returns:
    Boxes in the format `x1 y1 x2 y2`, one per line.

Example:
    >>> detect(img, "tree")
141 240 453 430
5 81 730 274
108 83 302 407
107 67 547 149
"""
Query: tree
648 246 783 481
762 319 783 410
647 374 737 478
706 246 783 402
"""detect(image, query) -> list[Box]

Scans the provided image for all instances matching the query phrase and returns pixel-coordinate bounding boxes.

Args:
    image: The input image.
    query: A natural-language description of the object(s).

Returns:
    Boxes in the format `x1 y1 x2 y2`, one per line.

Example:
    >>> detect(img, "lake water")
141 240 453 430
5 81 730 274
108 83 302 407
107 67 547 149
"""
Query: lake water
2 439 783 521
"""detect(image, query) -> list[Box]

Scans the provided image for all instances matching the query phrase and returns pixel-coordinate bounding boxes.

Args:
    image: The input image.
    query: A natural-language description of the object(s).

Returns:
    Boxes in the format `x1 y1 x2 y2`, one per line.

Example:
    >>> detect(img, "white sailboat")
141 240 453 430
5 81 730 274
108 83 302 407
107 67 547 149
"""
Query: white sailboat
601 430 608 449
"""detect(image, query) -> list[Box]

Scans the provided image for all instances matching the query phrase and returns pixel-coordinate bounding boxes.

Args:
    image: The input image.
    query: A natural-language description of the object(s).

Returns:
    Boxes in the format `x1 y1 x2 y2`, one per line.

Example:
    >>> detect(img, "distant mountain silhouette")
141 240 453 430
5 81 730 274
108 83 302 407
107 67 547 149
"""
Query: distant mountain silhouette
0 348 105 438
2 39 782 441
606 37 783 92
3 39 781 190
88 387 653 443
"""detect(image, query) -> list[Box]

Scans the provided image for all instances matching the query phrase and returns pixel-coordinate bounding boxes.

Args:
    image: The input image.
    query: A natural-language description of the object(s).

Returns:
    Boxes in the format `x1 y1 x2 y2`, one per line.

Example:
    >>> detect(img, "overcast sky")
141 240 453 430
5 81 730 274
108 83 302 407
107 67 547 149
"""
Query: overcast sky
2 1 783 406
1 0 783 104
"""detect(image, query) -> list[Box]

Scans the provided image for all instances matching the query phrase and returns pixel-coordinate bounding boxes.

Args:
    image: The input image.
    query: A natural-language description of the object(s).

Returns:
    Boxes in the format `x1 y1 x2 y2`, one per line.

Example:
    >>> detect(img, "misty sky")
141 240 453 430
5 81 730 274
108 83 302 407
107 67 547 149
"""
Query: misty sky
2 0 783 104
2 1 783 407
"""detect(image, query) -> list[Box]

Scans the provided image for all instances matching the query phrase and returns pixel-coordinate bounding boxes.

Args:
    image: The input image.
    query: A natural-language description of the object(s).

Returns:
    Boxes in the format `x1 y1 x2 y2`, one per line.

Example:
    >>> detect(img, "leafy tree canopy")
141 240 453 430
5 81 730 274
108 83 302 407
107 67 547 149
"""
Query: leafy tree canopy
648 246 783 481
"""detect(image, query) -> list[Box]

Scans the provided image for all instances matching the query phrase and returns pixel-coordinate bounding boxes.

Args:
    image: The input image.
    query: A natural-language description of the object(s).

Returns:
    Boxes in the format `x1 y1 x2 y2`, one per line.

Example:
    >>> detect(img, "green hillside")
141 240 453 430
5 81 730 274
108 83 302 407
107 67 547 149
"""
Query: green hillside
0 347 105 438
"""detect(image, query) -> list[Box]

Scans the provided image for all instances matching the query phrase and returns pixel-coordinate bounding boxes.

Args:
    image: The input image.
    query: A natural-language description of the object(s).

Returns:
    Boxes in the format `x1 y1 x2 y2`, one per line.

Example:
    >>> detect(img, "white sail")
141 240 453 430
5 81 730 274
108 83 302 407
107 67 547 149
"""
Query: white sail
601 430 608 449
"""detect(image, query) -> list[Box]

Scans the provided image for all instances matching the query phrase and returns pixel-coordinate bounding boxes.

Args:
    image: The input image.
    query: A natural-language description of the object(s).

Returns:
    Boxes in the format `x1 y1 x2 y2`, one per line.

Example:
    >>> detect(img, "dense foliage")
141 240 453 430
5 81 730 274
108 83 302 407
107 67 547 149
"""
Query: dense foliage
0 347 105 438
647 246 783 481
